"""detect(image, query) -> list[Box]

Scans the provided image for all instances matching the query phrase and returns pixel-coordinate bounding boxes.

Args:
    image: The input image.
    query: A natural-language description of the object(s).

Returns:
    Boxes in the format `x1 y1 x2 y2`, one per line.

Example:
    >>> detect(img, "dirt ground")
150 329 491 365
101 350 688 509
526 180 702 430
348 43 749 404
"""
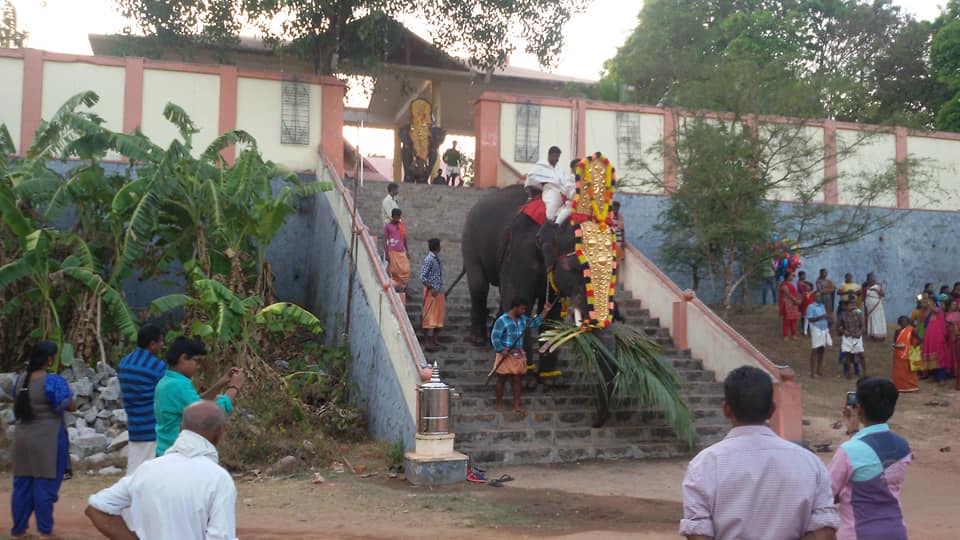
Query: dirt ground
2 304 958 539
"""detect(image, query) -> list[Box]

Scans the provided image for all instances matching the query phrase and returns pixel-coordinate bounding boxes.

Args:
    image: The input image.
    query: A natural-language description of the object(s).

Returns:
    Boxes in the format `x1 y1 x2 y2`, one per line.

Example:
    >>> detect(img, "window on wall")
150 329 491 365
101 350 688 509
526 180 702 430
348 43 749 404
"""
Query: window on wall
514 103 540 163
616 112 643 167
281 81 310 145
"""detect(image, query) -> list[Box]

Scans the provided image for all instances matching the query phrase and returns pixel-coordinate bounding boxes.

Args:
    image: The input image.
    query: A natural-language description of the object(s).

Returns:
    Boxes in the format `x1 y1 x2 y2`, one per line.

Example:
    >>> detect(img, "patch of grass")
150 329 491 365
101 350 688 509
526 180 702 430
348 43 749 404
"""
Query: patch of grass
386 436 405 465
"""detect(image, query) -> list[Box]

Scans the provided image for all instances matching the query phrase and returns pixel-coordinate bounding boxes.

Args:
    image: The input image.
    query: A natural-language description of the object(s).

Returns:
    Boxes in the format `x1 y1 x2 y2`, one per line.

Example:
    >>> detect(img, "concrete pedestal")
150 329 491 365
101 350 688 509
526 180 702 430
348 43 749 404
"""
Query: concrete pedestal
404 433 467 486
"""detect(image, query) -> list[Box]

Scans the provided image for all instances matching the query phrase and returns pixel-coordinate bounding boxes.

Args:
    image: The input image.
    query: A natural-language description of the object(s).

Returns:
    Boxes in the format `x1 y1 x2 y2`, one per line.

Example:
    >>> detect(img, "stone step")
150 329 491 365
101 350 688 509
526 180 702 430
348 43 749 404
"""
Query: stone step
453 408 725 430
447 380 721 395
427 347 695 364
451 393 725 411
437 366 716 382
455 440 691 465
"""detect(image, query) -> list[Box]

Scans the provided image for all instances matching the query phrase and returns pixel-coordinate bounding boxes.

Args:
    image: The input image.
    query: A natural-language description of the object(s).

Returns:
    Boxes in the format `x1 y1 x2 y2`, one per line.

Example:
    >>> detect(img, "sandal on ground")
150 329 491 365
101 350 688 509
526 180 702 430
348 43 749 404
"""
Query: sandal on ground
488 474 514 487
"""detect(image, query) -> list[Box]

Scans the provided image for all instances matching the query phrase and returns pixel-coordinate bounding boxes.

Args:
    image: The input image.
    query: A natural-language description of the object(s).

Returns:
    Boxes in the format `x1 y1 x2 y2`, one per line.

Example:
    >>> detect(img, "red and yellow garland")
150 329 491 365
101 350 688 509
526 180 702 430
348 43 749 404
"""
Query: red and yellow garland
570 152 618 329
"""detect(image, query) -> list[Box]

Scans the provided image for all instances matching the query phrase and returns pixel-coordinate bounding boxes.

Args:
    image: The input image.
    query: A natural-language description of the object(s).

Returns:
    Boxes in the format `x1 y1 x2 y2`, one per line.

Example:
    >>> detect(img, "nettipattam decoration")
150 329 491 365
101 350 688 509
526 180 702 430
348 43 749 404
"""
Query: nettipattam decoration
409 98 432 161
571 152 618 329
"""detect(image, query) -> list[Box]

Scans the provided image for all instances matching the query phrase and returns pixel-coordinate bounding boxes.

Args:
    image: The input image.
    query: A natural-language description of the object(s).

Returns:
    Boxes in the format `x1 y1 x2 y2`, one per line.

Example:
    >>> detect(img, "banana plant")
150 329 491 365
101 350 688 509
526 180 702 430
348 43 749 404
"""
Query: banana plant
150 268 322 373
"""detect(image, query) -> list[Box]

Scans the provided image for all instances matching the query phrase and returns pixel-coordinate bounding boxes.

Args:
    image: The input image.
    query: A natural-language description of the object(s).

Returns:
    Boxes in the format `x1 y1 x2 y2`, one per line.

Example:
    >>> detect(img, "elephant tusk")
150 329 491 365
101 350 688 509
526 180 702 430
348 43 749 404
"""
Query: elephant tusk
574 309 583 327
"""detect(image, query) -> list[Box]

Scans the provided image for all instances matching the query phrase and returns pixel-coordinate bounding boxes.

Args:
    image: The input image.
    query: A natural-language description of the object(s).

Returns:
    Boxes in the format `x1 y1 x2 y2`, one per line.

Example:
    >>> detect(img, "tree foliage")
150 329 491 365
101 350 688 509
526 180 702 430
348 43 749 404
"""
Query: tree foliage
113 0 589 74
603 0 953 129
0 0 26 48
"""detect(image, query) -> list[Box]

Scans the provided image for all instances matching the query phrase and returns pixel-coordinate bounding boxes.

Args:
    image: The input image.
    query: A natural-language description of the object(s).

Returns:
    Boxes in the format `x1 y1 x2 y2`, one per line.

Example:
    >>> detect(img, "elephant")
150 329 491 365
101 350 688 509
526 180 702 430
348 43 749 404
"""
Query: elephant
461 184 564 384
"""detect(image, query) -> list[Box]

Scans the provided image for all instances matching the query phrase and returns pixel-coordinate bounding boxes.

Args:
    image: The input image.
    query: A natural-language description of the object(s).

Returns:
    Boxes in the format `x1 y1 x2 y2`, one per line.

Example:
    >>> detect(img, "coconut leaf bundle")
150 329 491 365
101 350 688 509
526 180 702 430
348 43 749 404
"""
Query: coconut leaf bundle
540 322 697 448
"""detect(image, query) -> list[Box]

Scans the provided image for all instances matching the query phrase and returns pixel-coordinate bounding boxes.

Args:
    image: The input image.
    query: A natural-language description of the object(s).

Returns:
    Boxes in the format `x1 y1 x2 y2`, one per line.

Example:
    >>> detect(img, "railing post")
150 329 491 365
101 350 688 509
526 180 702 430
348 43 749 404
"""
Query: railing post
771 375 803 442
671 289 695 350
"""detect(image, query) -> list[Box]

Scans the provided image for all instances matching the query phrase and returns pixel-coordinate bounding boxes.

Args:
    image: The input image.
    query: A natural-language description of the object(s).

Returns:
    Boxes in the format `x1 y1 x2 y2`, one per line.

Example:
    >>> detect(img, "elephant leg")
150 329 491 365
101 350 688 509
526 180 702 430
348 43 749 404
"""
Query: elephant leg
467 269 490 345
537 303 567 388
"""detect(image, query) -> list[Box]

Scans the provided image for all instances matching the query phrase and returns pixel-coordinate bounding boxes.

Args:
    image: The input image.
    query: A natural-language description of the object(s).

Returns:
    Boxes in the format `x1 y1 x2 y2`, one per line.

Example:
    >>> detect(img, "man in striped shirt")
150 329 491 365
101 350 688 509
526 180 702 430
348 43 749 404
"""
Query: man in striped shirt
118 325 167 475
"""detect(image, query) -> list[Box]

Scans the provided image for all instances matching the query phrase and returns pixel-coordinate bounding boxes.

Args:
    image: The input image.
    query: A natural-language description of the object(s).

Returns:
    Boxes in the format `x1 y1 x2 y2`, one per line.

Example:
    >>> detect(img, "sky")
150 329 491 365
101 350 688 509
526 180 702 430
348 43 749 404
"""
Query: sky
8 0 949 162
11 0 948 81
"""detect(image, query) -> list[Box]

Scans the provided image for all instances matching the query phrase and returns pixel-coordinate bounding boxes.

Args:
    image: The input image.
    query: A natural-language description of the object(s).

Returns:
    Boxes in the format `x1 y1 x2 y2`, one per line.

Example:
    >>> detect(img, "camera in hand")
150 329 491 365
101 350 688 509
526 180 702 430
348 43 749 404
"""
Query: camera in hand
846 391 857 407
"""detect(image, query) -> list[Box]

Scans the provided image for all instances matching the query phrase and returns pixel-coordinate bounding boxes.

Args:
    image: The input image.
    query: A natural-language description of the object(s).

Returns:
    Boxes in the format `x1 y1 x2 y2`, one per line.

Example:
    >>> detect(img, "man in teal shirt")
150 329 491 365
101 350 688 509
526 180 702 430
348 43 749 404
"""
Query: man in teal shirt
154 336 243 456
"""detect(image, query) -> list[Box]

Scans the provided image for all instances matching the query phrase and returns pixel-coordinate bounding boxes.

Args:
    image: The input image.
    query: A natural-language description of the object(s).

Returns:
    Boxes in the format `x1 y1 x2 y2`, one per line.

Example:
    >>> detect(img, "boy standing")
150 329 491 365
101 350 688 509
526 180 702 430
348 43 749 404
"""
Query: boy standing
419 239 445 350
383 208 410 304
839 301 866 378
118 324 167 474
806 299 831 379
828 378 911 540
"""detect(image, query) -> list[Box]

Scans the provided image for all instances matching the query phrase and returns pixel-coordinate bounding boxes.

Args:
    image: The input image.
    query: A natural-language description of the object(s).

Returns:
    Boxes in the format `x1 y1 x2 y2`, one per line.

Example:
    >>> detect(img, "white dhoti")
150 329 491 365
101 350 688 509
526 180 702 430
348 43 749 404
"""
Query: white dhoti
810 326 832 349
841 336 864 354
543 184 572 224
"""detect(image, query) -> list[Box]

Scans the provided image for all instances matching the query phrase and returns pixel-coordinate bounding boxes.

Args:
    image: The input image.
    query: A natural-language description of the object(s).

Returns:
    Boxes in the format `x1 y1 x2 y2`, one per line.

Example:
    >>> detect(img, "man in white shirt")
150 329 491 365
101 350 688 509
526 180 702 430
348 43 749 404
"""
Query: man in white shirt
85 401 237 540
524 146 573 224
382 183 400 224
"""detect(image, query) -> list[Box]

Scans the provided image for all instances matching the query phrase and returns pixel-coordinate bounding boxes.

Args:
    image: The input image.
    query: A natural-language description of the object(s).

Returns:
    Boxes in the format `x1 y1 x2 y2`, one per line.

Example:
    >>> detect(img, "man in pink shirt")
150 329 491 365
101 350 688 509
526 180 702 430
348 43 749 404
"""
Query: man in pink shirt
681 366 839 540
828 378 910 540
383 208 410 303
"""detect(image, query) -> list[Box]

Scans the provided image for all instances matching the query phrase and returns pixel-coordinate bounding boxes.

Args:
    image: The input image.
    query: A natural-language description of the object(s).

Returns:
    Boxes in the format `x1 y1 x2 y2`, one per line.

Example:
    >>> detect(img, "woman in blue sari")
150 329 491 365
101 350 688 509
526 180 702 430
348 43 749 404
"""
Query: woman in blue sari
10 341 76 539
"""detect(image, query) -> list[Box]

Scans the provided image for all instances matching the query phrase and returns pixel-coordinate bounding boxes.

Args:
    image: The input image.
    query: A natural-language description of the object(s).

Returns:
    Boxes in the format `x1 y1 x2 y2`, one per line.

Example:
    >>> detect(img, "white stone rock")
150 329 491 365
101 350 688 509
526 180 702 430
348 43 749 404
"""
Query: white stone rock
99 377 121 401
0 408 15 427
86 452 108 464
83 408 97 425
63 411 77 427
98 465 123 476
0 373 17 400
67 426 79 444
108 431 129 451
71 378 94 398
96 361 117 377
97 408 113 419
94 418 110 433
112 409 128 425
75 432 108 456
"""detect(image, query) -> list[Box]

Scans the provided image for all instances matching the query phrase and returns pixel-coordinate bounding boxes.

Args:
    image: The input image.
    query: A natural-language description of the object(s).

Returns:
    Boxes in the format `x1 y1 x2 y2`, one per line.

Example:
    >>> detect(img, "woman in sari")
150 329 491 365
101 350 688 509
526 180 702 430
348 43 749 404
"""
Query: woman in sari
779 272 801 340
10 341 76 539
892 316 919 392
944 301 960 383
864 273 887 341
922 304 950 386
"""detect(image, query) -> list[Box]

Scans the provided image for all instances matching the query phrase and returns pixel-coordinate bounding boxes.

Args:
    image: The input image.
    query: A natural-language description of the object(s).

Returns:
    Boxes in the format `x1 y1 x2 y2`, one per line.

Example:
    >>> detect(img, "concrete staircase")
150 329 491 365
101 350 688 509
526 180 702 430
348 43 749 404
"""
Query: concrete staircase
354 182 727 465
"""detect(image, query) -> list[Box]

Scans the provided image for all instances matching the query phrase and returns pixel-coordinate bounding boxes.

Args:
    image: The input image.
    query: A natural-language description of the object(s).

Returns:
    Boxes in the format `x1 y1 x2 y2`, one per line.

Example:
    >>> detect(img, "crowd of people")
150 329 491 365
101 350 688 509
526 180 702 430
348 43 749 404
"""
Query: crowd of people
772 268 960 390
9 329 244 538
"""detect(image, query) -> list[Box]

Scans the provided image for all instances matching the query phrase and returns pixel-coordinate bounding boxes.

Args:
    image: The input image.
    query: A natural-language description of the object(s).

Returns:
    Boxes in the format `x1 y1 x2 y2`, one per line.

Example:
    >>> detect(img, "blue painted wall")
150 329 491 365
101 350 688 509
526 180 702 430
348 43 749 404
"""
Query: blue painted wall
616 193 960 323
303 192 416 448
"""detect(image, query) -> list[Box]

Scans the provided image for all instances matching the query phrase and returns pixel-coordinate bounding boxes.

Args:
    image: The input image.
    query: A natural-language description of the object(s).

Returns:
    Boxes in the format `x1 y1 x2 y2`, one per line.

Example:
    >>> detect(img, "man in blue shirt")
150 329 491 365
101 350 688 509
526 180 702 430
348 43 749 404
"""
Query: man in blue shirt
490 298 552 415
805 298 831 379
118 324 167 475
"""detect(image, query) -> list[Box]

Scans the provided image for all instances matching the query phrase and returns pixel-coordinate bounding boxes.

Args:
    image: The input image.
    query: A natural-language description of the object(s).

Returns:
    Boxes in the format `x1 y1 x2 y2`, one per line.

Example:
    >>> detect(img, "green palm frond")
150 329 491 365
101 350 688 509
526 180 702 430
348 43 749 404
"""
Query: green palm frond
0 187 31 240
0 259 33 290
150 293 195 314
200 129 257 163
540 322 697 448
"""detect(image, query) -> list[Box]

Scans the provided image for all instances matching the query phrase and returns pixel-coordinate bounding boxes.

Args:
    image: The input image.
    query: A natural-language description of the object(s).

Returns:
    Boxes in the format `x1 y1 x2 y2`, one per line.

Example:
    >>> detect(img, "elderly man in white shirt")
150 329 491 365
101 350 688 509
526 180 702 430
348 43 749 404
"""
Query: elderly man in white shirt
525 146 574 225
85 400 237 540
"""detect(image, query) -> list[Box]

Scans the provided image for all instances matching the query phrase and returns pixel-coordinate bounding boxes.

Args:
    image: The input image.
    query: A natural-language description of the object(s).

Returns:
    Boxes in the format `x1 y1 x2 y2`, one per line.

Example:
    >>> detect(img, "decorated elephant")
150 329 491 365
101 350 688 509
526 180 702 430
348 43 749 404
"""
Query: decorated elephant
460 184 564 385
461 153 620 389
397 98 446 184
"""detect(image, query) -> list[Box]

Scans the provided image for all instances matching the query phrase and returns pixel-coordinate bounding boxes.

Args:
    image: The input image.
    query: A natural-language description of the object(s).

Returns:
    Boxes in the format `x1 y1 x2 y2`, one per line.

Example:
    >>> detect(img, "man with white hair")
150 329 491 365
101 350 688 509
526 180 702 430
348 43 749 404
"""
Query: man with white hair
525 146 573 224
85 401 237 540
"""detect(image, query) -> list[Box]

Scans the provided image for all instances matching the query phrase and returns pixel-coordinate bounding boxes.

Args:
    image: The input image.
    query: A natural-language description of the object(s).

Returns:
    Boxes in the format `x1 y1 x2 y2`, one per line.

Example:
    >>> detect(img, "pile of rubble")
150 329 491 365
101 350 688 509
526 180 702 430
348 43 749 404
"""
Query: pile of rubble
1 359 131 470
